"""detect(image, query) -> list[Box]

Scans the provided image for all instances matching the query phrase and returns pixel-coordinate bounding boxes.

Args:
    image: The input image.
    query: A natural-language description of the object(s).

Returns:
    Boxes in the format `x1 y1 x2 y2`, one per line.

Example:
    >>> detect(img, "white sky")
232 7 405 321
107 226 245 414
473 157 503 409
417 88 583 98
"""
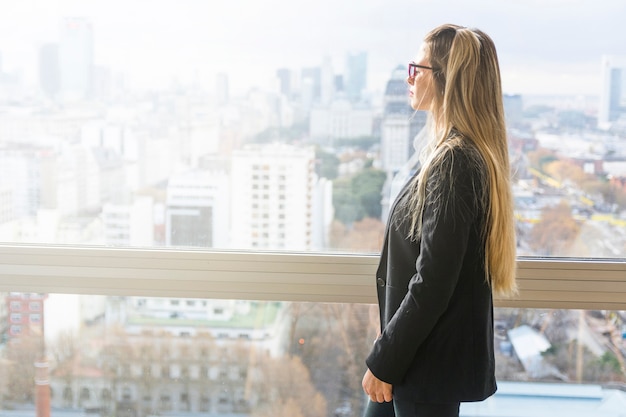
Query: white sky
0 0 625 95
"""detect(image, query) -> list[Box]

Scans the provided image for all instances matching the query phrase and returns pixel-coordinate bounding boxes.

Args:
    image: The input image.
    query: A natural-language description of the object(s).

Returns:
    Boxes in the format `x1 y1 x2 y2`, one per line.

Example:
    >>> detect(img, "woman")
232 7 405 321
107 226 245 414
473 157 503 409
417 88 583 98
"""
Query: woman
361 24 517 417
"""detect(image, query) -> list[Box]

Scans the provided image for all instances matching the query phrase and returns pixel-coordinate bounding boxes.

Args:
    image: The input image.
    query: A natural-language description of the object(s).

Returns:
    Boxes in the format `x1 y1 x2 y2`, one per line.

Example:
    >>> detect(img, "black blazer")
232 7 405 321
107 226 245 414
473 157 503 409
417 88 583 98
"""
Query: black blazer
366 144 496 403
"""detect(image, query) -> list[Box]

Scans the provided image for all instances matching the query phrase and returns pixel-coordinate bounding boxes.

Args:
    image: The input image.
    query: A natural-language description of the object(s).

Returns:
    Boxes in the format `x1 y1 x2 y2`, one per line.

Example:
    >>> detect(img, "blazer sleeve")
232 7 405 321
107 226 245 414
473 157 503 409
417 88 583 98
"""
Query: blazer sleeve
366 147 483 384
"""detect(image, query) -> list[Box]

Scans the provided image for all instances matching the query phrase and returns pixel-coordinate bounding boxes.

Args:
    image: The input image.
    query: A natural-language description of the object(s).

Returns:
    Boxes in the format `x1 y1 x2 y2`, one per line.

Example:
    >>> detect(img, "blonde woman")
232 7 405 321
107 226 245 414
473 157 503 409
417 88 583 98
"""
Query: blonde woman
362 23 517 417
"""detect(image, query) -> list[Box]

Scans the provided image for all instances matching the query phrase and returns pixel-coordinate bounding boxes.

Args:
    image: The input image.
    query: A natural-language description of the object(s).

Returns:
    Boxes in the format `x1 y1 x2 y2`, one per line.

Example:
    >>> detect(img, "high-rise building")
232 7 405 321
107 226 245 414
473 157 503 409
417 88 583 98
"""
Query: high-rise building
301 66 321 103
380 66 427 220
59 17 94 101
321 55 335 106
598 55 626 129
345 51 367 102
230 144 320 251
275 68 292 98
380 65 426 174
504 94 524 126
39 43 60 99
216 72 229 106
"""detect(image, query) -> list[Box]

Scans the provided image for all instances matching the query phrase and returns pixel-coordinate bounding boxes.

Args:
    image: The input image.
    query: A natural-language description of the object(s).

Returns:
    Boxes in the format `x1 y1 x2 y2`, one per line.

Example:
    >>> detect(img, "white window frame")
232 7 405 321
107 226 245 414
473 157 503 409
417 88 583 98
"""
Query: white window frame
0 244 624 310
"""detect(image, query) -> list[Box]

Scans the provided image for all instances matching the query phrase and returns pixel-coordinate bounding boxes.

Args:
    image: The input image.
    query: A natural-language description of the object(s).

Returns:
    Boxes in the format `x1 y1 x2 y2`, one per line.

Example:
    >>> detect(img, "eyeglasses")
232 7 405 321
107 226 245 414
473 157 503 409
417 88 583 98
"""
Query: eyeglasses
408 62 433 78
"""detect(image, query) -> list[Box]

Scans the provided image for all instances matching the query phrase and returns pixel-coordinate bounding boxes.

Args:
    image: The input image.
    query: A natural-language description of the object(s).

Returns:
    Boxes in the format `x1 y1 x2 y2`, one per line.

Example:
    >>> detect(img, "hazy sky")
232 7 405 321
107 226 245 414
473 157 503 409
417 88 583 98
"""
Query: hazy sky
1 0 625 96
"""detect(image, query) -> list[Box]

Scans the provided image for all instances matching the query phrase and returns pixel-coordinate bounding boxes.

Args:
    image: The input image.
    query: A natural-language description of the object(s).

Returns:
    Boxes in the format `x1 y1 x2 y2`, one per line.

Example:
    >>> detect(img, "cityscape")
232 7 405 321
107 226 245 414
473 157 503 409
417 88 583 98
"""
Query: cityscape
1 9 626 417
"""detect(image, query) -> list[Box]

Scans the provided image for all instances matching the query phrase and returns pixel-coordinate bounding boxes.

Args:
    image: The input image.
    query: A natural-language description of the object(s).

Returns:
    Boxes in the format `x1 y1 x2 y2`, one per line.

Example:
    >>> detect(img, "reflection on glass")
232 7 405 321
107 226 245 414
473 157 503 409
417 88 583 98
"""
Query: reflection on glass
1 293 625 416
0 3 624 259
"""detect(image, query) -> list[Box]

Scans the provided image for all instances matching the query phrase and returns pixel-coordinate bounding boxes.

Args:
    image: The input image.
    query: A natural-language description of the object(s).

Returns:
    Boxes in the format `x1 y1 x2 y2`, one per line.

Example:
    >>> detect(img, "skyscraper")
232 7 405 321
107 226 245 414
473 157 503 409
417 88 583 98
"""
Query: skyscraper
39 43 60 99
380 66 426 220
345 51 367 103
216 72 229 106
301 66 321 103
380 65 426 174
275 68 292 98
59 17 94 101
598 55 626 129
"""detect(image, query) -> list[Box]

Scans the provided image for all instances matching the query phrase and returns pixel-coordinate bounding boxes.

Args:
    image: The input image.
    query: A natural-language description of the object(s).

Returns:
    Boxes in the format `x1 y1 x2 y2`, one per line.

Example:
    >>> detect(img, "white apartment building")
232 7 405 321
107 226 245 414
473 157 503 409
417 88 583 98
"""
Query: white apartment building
230 143 319 251
102 196 155 246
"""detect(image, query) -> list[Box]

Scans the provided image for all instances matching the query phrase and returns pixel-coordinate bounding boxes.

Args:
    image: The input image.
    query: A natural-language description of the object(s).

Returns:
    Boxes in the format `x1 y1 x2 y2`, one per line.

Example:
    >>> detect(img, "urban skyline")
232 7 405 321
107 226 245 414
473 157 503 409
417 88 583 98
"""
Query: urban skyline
1 1 626 96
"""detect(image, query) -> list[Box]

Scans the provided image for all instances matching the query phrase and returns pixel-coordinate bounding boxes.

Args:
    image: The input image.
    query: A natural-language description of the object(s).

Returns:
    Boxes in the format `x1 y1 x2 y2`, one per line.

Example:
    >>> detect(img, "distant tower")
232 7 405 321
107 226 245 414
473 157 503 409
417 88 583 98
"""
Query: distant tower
39 43 60 99
216 72 229 106
276 68 292 98
59 17 94 101
320 55 334 106
380 66 426 220
598 55 626 129
380 65 426 174
345 51 367 102
503 94 524 127
301 66 321 102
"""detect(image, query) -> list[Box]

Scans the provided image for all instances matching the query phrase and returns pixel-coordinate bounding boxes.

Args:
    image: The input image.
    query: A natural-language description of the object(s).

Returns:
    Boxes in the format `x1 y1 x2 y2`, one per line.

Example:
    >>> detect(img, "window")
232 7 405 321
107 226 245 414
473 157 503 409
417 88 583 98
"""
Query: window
0 1 625 417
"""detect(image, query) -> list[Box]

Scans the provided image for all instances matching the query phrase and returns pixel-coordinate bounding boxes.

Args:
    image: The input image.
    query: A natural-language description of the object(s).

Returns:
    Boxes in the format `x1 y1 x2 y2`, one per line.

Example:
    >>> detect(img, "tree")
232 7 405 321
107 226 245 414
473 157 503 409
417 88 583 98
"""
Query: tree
47 330 81 409
529 201 581 256
332 168 386 225
328 217 385 252
526 148 557 171
332 177 365 224
251 355 326 417
315 148 340 180
3 334 44 404
280 301 379 417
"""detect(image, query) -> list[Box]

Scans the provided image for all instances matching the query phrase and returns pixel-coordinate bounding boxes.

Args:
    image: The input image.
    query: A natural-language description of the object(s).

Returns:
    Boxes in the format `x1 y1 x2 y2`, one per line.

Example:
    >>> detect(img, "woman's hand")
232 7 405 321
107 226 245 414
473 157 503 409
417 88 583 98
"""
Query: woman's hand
362 368 393 403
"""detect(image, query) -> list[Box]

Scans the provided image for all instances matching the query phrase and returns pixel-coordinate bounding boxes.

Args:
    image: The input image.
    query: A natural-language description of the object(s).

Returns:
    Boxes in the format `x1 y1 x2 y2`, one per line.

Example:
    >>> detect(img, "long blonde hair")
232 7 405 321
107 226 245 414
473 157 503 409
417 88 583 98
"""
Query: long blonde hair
406 24 517 297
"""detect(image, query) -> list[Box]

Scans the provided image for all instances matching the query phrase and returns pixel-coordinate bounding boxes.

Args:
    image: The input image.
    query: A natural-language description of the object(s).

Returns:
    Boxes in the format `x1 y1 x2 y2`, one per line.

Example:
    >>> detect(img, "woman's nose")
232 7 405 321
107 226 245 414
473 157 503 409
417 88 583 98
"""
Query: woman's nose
406 76 414 85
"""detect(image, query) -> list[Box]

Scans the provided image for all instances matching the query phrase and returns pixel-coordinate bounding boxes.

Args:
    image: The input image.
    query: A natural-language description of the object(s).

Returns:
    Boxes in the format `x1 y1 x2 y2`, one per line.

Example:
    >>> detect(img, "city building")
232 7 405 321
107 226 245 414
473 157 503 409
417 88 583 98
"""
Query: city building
58 17 94 101
504 94 524 126
344 51 367 103
380 65 426 174
309 98 374 142
38 43 60 100
461 381 626 417
165 169 230 249
230 143 323 251
598 55 626 129
215 72 229 106
301 66 321 104
275 68 292 99
43 295 286 415
102 196 155 247
2 293 47 340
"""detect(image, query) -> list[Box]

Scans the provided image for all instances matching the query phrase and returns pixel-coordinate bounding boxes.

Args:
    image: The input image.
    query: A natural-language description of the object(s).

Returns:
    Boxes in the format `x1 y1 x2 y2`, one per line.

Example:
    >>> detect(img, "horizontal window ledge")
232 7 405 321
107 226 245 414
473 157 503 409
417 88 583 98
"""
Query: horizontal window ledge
0 245 625 310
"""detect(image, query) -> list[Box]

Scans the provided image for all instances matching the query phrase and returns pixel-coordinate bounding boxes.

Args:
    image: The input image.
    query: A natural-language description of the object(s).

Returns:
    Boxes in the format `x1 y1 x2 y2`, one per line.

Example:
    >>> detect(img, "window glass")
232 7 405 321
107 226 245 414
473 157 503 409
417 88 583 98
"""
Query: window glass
1 294 625 416
0 2 625 259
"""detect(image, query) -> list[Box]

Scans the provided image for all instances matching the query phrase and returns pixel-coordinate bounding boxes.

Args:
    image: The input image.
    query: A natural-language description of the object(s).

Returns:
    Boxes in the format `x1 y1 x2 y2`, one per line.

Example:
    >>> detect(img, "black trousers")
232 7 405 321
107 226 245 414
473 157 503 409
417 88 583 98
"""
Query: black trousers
363 399 460 417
